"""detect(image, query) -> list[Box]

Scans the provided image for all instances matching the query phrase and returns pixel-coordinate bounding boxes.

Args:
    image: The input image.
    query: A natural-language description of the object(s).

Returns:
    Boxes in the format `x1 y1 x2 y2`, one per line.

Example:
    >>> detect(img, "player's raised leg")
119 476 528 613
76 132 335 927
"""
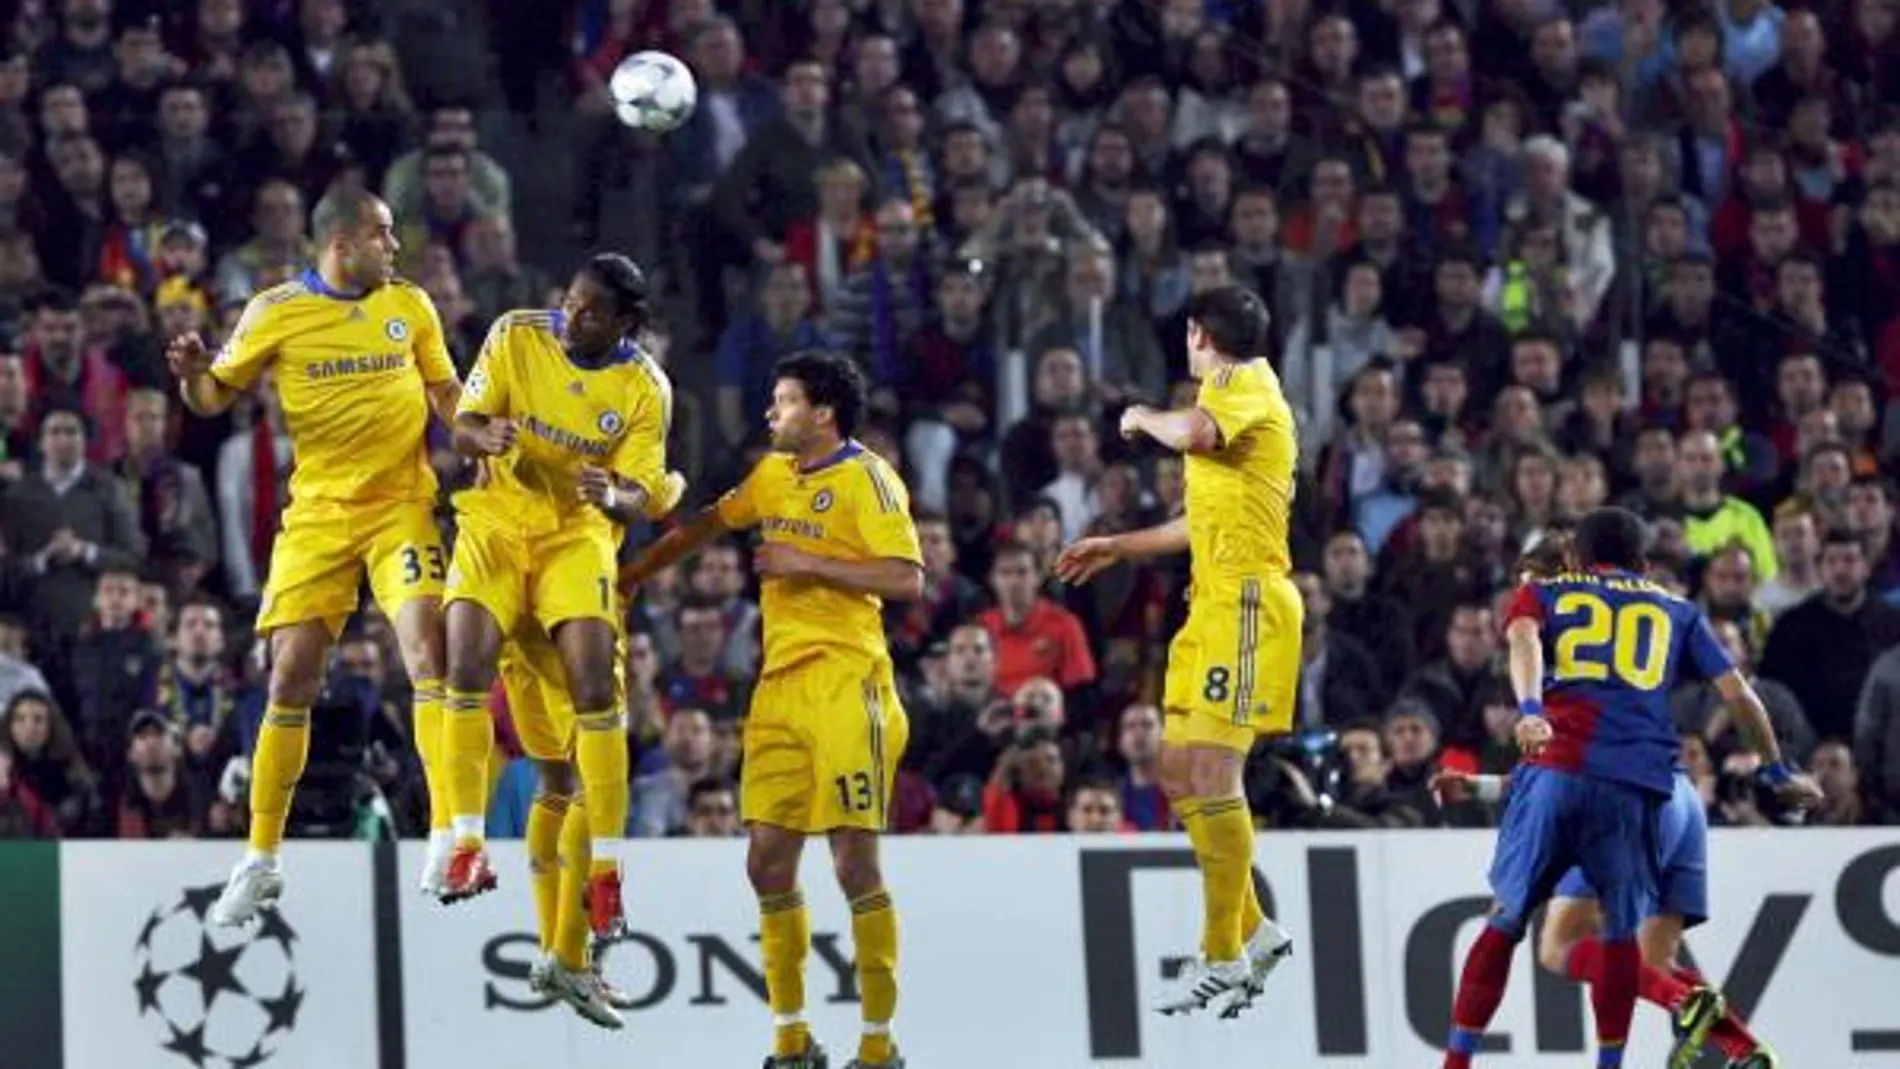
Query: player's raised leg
442 596 506 899
549 615 629 935
212 618 331 924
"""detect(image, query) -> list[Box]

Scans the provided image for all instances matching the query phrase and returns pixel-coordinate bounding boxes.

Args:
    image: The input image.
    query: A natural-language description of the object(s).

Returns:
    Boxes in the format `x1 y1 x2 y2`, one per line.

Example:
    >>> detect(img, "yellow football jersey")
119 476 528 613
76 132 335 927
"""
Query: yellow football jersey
1187 358 1299 583
715 441 922 674
210 270 455 505
456 309 673 538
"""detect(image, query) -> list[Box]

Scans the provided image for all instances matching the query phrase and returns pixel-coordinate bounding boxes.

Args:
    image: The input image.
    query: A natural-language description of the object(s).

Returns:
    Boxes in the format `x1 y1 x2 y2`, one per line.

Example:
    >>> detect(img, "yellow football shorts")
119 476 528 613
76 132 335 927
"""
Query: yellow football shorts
499 620 630 763
1161 574 1304 752
257 497 446 636
445 520 618 636
743 657 909 835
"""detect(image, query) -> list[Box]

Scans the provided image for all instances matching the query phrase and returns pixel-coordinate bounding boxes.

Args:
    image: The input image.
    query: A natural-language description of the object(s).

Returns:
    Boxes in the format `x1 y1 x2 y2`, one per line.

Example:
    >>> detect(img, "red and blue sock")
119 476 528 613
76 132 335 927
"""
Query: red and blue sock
1443 920 1518 1069
1588 938 1640 1067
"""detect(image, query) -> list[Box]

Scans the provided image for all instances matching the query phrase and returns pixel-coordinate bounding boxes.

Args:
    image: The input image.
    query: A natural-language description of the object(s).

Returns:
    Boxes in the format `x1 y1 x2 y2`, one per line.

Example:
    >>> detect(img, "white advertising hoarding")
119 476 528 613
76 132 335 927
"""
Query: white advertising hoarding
48 831 1900 1068
59 841 382 1069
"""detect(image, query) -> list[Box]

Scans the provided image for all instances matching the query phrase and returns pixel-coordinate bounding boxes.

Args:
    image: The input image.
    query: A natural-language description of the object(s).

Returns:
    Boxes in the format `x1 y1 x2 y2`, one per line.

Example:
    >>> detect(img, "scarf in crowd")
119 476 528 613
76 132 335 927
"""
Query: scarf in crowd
250 420 282 575
867 255 928 383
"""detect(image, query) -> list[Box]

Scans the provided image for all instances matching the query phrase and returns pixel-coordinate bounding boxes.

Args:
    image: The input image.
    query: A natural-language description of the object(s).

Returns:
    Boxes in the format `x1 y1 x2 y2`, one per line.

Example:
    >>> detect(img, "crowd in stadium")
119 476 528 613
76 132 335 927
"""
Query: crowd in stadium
0 0 1898 843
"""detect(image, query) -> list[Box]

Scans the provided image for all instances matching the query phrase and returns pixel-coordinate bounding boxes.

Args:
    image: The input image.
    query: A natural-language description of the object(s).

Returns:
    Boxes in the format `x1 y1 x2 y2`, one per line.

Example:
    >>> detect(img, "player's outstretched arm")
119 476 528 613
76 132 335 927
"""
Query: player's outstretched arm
1713 670 1825 809
620 506 730 594
1054 515 1189 585
168 333 238 416
1119 404 1222 454
753 544 924 601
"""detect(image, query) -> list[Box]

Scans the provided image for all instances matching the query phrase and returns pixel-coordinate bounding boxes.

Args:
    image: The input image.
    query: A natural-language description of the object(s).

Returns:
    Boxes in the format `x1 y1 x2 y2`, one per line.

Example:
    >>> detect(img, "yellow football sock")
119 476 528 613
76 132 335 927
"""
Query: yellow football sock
444 688 491 843
412 681 449 832
527 793 570 950
553 799 593 970
760 889 812 1057
1195 796 1256 962
851 888 899 1064
247 703 311 853
1240 866 1266 944
574 710 628 875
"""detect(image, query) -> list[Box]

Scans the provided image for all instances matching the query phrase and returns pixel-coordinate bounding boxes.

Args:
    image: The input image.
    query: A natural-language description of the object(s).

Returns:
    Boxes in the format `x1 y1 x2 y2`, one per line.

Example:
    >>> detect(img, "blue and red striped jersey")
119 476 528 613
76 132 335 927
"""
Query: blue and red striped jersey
1504 569 1733 796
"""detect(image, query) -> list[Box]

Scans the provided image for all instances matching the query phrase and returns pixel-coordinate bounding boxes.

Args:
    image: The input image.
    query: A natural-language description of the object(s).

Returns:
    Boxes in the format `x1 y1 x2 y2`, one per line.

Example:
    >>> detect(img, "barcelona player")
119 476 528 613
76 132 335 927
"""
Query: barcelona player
1056 285 1299 1018
168 190 462 925
1441 507 1819 1069
1437 527 1809 1069
438 255 683 962
619 351 923 1069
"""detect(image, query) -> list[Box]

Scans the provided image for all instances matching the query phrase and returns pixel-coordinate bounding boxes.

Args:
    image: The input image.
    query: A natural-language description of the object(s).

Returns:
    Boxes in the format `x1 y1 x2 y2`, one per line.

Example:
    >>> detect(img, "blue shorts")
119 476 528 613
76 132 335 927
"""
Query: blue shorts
1488 765 1663 940
1553 771 1709 928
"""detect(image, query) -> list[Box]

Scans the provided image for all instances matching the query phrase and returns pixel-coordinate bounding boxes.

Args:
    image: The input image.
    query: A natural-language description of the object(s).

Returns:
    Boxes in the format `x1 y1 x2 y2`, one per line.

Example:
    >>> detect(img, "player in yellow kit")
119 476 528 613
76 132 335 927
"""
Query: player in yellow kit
167 190 462 926
1057 285 1302 1019
495 621 645 1027
619 351 923 1069
439 256 683 1001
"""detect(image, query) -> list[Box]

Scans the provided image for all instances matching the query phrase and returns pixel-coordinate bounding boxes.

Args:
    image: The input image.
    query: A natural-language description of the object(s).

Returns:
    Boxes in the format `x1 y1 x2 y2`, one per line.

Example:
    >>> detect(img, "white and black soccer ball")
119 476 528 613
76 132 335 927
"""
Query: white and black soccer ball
609 50 698 133
133 884 303 1068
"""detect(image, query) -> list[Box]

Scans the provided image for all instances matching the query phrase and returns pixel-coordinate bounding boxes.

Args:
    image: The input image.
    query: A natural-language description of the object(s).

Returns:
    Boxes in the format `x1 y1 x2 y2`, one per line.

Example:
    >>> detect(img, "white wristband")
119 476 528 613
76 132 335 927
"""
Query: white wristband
1473 775 1504 803
602 484 619 511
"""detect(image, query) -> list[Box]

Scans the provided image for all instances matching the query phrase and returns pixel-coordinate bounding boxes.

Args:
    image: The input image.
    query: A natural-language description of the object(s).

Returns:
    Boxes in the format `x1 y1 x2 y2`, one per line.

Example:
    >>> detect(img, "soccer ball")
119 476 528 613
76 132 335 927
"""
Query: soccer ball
609 50 697 133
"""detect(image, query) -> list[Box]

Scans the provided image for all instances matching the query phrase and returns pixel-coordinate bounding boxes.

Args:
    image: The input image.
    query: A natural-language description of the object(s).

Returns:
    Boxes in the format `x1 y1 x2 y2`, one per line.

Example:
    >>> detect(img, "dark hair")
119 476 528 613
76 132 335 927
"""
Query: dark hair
1573 506 1649 570
688 778 737 807
773 349 867 438
991 539 1038 566
1821 527 1867 555
1516 522 1575 579
580 253 652 332
1185 285 1270 358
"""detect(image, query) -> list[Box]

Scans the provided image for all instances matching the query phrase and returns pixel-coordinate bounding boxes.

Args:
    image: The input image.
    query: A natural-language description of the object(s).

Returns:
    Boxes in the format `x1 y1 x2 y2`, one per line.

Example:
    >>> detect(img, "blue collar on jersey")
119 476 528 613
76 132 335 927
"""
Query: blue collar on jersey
549 310 641 367
300 268 365 301
799 438 862 474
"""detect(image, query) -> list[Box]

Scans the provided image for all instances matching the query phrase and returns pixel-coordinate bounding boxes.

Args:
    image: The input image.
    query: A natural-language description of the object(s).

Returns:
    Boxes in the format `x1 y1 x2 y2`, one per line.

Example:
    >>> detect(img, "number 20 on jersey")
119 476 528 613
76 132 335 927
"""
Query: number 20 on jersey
1550 591 1674 691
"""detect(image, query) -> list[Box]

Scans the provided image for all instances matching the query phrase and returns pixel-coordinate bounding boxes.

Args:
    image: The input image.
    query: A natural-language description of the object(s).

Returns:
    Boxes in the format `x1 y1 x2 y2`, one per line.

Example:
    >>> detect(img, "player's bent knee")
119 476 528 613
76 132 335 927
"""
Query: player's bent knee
392 597 446 678
829 830 883 899
568 680 616 718
1536 930 1572 974
536 760 577 796
267 623 331 706
746 837 801 896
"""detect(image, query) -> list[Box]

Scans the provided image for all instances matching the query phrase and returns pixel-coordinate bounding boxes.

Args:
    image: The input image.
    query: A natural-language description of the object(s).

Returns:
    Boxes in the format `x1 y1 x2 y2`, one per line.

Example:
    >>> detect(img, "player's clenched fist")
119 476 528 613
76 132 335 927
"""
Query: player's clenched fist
166 332 213 378
1055 537 1121 585
1514 713 1552 756
465 418 518 456
576 464 615 507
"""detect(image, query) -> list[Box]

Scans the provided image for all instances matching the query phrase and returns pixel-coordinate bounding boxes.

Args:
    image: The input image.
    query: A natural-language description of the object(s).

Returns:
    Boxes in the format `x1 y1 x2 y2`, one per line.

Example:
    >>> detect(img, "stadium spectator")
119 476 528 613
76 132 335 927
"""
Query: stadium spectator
629 706 715 837
1760 531 1900 740
976 540 1096 697
682 777 741 838
2 689 99 834
656 596 750 723
116 708 206 839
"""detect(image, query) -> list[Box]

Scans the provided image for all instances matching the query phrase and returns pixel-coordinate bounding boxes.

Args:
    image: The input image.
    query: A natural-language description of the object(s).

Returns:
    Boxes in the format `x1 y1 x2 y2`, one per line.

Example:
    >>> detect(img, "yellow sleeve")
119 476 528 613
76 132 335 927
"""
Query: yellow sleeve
208 291 286 389
854 459 923 565
405 286 457 385
608 364 675 516
1197 365 1273 448
457 317 513 418
713 461 767 531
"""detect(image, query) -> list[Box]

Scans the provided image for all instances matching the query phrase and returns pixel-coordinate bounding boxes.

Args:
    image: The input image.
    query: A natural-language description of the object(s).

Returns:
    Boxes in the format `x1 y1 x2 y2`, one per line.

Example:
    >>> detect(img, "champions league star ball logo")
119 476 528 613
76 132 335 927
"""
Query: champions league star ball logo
133 884 304 1068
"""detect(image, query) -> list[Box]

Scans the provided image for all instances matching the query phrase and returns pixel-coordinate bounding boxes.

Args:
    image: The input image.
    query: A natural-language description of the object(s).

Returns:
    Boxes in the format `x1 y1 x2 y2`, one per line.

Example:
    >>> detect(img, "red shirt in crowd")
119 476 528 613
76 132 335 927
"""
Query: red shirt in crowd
977 597 1098 696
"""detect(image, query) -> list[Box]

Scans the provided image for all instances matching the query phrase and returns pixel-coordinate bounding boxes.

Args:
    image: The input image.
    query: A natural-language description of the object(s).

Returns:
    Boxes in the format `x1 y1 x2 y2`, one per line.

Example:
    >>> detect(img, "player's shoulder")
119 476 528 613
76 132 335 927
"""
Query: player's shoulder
491 307 562 338
848 447 908 513
245 277 315 316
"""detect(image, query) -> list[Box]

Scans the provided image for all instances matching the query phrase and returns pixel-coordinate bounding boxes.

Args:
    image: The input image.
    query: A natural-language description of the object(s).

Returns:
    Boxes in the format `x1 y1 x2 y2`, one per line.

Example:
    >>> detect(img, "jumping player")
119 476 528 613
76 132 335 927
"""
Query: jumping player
439 254 683 937
1442 507 1819 1068
1056 285 1299 1018
171 190 462 925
